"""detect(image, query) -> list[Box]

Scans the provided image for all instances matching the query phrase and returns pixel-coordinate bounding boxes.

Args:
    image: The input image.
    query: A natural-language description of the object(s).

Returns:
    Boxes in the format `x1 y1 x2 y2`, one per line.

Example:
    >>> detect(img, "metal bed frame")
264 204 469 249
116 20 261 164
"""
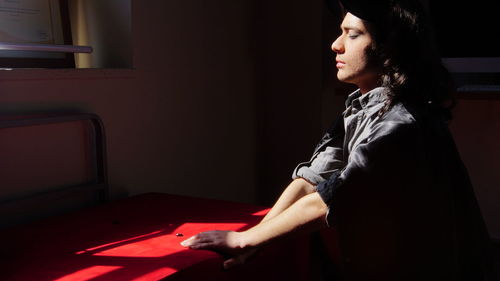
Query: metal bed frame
0 113 108 228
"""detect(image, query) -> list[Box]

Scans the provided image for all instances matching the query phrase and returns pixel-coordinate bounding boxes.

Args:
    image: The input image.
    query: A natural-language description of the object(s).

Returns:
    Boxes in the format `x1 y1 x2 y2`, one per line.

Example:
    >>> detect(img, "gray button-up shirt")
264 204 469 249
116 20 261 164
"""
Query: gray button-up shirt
291 86 491 279
292 87 389 184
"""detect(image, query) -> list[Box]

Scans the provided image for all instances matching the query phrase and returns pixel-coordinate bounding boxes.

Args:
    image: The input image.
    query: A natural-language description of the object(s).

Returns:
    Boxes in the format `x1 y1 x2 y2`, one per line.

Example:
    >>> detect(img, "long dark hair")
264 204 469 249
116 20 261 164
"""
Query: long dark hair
364 0 455 120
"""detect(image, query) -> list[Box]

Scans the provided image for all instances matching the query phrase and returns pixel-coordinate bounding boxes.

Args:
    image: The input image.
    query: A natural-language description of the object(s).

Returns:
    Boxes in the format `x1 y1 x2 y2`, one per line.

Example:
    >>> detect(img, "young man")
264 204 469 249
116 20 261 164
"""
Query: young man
182 0 493 280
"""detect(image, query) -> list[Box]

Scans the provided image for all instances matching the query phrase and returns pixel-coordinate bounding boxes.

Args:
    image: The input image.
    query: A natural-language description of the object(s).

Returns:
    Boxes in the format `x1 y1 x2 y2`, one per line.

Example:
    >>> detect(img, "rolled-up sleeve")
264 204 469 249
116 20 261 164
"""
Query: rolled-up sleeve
316 121 417 227
292 146 344 184
292 114 346 184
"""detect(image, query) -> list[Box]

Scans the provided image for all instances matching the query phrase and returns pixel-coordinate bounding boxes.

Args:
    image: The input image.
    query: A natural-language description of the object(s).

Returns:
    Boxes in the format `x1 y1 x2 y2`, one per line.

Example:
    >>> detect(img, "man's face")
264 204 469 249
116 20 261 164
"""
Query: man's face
331 13 379 92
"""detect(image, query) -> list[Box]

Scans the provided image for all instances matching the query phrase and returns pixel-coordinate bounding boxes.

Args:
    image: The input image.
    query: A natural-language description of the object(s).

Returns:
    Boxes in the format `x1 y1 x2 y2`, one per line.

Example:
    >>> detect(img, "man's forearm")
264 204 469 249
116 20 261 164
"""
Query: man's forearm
180 190 328 269
241 192 328 248
260 178 316 224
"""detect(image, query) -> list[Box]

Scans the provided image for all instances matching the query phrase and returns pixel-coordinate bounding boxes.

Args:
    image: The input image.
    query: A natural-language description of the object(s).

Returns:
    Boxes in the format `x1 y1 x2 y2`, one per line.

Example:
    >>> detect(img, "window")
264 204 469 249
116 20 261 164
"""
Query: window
0 0 131 69
0 0 79 68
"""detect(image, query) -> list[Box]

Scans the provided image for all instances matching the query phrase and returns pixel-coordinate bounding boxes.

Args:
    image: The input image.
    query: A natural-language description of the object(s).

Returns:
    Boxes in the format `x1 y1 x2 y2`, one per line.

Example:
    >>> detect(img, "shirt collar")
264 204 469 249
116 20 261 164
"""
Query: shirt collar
345 87 388 114
345 89 362 108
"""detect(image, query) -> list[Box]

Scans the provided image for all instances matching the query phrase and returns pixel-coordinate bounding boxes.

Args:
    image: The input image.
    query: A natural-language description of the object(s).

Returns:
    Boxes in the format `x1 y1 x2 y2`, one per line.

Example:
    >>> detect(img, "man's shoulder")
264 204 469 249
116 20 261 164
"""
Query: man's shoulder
369 103 418 138
376 101 449 141
382 102 417 126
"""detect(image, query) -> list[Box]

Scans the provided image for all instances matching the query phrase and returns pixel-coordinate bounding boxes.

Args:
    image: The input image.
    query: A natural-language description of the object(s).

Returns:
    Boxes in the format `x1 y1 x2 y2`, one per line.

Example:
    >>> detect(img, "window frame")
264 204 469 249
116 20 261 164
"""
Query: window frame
0 0 75 68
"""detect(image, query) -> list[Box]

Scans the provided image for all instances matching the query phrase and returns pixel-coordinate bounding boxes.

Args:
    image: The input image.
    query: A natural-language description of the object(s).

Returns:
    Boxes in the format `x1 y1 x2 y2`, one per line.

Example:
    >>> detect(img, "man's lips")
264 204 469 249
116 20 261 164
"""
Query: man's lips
336 60 346 68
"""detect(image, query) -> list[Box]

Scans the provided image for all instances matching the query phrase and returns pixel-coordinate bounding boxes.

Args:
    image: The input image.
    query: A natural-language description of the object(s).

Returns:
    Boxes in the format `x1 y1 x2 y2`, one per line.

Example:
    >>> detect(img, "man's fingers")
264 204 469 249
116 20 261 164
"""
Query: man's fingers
180 236 212 249
222 253 250 270
180 231 227 248
223 257 238 270
180 236 197 247
189 242 214 250
182 231 254 270
180 233 209 246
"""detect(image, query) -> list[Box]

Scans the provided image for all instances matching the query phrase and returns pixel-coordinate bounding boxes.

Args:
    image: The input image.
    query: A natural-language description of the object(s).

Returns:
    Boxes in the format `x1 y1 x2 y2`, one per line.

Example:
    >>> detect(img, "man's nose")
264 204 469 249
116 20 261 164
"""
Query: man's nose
331 37 343 53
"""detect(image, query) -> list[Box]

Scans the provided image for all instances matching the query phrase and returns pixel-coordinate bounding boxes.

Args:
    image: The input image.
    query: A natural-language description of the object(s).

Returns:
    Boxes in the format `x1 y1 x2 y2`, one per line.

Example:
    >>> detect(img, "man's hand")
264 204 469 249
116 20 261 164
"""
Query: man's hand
180 192 327 270
180 230 257 269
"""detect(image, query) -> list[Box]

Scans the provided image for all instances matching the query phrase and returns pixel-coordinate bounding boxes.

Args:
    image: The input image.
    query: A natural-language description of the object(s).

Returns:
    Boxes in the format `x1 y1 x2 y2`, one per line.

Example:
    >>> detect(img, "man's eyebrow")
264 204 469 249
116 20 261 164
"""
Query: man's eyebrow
340 25 363 32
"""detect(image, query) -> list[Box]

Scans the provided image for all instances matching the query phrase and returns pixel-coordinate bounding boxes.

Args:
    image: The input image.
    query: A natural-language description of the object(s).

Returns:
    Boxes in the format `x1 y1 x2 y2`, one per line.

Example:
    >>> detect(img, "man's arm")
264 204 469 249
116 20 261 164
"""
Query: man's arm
259 178 316 224
181 192 328 268
242 191 328 247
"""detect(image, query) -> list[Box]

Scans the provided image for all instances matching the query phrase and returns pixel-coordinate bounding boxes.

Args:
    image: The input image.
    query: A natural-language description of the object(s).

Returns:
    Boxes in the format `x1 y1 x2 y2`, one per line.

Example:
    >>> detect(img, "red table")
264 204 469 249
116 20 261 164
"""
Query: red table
1 193 314 281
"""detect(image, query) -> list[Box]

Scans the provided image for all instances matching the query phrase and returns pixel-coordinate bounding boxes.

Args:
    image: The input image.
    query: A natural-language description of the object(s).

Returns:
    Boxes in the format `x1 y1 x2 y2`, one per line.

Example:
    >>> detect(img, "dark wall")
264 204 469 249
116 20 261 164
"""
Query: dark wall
253 0 324 206
0 0 258 204
450 98 500 239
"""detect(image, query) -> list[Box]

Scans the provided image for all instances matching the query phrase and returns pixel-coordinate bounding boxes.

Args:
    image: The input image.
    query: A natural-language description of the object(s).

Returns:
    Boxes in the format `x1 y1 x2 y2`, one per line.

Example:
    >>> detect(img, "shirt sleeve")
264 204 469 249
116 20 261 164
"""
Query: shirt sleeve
291 115 346 185
315 121 418 227
292 139 345 184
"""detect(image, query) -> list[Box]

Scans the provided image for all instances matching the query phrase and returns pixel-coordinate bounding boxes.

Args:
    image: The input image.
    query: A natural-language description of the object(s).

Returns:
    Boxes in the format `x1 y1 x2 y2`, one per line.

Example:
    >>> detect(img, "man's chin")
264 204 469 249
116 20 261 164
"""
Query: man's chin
336 75 355 85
